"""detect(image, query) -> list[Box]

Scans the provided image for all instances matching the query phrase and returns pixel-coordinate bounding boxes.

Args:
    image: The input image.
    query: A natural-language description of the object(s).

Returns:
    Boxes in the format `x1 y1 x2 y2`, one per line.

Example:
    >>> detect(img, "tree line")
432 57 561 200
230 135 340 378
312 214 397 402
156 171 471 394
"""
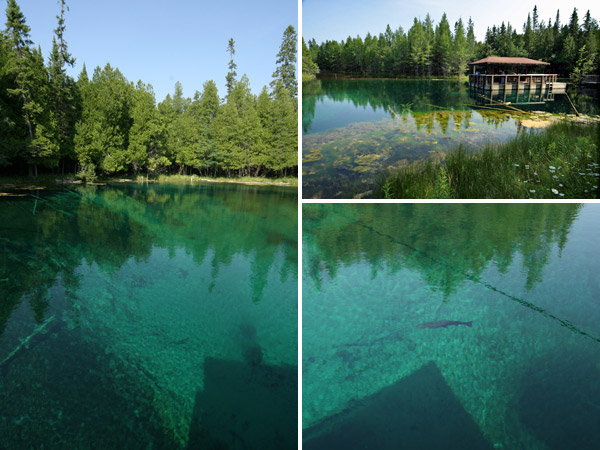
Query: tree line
0 0 298 179
303 6 599 80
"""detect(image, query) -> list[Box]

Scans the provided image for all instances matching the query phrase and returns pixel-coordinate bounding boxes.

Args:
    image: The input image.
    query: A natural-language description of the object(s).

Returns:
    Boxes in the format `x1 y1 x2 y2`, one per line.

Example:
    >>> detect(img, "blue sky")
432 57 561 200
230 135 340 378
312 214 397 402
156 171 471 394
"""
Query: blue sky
303 0 597 44
17 0 297 102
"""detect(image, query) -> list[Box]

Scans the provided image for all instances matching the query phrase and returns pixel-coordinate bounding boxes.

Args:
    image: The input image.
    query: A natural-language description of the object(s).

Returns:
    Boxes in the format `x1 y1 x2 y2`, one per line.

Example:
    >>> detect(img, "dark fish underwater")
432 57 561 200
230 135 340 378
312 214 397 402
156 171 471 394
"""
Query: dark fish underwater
417 320 473 329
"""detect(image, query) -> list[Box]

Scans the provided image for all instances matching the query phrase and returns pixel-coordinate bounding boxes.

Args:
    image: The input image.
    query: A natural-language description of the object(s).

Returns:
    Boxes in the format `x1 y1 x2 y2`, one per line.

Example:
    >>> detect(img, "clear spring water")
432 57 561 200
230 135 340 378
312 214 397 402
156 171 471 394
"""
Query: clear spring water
302 203 600 450
0 181 298 449
302 78 599 198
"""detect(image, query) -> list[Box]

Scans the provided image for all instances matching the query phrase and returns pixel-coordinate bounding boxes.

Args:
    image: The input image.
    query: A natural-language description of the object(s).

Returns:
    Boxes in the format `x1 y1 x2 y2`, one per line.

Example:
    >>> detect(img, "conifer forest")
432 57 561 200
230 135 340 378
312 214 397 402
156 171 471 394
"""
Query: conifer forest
303 6 599 80
0 0 298 179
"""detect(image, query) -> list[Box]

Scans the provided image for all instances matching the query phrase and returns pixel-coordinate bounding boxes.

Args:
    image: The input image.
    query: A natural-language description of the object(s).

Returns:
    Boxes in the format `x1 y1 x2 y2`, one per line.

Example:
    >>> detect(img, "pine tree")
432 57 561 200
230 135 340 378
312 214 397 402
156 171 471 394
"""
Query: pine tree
451 18 469 77
48 0 76 173
225 38 237 97
5 0 58 175
466 18 477 60
434 13 452 76
302 37 319 78
194 80 220 174
4 0 34 145
271 25 297 97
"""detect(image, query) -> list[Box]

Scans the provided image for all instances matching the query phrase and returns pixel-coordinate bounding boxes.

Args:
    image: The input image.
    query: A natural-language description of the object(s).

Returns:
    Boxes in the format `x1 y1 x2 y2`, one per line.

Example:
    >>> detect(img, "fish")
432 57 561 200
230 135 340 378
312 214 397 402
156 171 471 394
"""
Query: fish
417 320 472 329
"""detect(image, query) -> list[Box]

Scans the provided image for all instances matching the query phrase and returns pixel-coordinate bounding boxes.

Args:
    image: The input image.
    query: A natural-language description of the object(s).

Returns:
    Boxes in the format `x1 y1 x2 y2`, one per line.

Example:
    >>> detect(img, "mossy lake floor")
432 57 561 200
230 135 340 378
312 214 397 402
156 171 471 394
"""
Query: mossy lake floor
302 110 599 199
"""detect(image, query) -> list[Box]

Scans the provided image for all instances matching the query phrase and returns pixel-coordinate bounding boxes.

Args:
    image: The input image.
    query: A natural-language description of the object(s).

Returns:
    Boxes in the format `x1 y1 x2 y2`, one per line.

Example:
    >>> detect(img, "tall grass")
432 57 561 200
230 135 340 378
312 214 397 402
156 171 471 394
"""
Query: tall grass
150 174 298 186
377 121 600 199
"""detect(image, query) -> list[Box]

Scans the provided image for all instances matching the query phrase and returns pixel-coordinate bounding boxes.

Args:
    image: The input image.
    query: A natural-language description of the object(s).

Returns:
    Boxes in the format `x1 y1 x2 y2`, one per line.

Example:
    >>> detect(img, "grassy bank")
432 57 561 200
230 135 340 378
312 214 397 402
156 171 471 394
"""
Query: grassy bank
377 121 600 199
148 174 298 186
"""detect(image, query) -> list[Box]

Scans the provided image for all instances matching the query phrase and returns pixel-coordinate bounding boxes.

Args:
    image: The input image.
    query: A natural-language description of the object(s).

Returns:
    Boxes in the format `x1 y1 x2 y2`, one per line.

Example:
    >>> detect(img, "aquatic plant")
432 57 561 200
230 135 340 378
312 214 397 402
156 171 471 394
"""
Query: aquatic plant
377 121 599 199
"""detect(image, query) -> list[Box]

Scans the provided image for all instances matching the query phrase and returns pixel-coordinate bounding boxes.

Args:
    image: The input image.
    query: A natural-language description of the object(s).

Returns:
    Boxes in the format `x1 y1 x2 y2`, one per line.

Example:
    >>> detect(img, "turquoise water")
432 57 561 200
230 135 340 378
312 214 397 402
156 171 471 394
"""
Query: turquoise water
302 204 600 449
0 182 298 449
302 79 599 198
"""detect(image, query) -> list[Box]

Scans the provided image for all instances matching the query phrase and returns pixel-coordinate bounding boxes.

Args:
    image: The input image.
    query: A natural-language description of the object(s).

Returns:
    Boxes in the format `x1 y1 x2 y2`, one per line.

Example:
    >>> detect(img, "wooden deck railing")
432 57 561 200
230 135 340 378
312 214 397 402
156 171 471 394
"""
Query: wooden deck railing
469 73 558 90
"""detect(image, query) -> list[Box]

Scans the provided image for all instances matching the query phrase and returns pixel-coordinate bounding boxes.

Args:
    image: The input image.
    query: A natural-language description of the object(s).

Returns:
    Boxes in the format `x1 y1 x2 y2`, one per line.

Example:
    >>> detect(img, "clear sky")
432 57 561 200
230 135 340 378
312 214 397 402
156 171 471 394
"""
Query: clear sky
16 0 297 102
303 0 597 45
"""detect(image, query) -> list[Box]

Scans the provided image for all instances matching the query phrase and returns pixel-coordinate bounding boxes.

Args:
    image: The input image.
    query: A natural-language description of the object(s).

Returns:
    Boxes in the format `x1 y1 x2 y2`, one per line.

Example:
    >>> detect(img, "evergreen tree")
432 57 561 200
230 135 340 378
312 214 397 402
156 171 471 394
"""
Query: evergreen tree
434 13 452 76
523 13 534 56
4 0 34 150
466 17 477 60
74 64 133 178
225 38 237 97
194 80 220 174
302 37 319 78
408 18 430 75
48 0 76 173
5 0 58 175
128 81 168 176
451 18 469 76
271 25 297 97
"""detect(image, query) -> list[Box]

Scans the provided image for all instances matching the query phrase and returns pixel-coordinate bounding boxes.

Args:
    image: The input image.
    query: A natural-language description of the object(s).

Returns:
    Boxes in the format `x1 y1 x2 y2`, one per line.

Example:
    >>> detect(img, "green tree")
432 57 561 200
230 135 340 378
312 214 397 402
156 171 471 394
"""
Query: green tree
408 18 430 75
4 0 35 169
271 25 297 97
434 13 452 76
5 0 59 175
225 38 237 97
302 37 319 79
466 17 477 60
194 80 220 175
128 81 168 176
48 0 76 174
257 82 296 176
74 64 133 178
451 18 469 76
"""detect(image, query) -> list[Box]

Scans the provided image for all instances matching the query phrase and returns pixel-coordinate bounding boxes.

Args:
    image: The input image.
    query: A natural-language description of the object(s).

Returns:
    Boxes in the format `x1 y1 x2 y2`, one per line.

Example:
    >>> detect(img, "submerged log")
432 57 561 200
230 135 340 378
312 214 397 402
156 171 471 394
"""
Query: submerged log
0 315 56 371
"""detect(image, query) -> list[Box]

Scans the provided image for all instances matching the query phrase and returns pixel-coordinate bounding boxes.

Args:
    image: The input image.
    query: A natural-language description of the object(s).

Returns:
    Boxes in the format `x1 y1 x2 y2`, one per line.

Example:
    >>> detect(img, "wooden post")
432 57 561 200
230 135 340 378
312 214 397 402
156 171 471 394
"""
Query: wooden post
564 92 580 116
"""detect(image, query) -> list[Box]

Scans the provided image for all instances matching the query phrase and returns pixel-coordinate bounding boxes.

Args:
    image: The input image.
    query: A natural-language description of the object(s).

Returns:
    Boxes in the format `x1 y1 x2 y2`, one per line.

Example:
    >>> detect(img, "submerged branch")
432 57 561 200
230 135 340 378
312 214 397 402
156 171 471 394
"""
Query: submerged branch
0 315 56 370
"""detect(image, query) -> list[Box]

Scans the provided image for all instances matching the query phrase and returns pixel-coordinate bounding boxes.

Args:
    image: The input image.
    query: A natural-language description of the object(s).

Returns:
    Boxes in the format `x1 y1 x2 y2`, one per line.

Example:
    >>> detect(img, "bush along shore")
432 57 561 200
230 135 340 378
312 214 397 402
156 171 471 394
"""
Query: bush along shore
376 120 600 199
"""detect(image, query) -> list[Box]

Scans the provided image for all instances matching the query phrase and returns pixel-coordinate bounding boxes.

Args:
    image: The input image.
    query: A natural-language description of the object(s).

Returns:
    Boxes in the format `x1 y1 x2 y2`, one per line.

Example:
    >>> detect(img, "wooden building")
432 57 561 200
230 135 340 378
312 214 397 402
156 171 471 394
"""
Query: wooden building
468 57 566 93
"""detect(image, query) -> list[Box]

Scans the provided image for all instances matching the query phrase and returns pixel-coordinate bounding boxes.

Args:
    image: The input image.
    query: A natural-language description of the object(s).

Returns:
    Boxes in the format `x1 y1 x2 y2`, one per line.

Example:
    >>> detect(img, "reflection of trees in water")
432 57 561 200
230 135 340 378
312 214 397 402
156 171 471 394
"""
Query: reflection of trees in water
303 204 581 298
302 79 322 133
0 184 297 336
302 79 519 135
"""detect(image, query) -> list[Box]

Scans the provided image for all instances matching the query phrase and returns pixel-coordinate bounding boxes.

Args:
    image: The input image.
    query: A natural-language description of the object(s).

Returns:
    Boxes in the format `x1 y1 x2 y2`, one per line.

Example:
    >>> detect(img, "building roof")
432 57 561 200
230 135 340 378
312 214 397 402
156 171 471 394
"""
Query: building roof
469 56 550 66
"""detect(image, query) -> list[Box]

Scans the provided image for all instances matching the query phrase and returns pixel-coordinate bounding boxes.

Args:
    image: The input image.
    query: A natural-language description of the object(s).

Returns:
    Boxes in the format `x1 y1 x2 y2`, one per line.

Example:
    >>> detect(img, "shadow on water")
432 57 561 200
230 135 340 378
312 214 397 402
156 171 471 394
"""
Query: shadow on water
517 351 600 450
0 320 178 449
186 328 297 450
303 361 492 450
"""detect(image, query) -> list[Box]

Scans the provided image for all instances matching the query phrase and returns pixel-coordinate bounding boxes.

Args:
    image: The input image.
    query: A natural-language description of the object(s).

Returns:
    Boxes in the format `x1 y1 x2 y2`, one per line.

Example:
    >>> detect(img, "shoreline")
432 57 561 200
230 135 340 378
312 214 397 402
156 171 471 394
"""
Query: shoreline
0 175 298 190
